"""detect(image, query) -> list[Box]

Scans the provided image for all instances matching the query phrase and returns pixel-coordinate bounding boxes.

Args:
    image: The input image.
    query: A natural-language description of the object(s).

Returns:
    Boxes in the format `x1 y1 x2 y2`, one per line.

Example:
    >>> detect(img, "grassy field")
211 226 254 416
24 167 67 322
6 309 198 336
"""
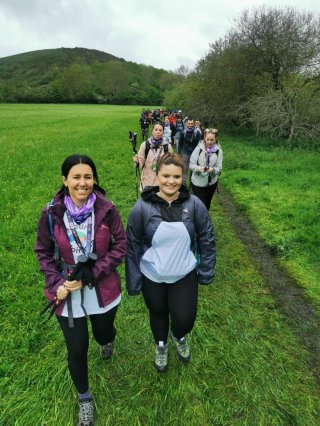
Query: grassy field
0 104 320 425
221 134 320 304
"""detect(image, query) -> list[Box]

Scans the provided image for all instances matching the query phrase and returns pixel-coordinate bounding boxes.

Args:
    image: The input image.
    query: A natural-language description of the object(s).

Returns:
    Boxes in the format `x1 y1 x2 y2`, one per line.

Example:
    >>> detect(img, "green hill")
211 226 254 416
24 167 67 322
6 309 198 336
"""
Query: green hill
0 47 176 104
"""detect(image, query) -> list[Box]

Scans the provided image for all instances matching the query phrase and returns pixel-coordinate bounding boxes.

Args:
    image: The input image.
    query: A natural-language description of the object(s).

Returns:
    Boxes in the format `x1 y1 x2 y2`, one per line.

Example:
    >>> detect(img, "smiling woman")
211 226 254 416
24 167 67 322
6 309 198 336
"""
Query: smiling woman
189 128 223 211
126 152 216 373
62 163 94 207
34 153 127 426
155 154 183 203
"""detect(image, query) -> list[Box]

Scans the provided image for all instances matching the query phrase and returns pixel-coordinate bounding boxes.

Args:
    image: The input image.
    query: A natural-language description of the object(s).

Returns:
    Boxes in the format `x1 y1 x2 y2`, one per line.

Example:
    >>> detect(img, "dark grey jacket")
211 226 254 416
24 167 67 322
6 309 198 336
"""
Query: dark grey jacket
125 186 216 295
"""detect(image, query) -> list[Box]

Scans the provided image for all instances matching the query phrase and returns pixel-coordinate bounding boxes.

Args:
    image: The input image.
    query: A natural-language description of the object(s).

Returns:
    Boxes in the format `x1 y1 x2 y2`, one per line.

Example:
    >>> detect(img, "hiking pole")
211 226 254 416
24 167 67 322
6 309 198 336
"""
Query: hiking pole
47 253 98 321
40 254 91 317
129 130 140 198
81 253 98 289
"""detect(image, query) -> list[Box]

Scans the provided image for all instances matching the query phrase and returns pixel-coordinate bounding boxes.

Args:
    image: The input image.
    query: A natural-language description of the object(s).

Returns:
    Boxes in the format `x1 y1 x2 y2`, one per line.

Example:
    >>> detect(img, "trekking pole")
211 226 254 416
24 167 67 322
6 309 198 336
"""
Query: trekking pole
129 131 140 198
40 254 90 317
48 253 98 321
135 161 140 199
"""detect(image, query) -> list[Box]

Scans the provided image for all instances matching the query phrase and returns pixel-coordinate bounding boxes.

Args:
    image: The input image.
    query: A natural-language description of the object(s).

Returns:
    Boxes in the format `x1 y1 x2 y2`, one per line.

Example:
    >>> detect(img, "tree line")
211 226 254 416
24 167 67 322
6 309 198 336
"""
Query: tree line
164 6 320 145
0 48 182 105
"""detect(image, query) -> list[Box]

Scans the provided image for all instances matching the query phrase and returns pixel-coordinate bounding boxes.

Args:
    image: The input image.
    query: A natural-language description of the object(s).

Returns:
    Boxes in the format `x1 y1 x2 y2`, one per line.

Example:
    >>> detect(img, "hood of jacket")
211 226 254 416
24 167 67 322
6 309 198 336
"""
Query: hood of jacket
141 184 190 205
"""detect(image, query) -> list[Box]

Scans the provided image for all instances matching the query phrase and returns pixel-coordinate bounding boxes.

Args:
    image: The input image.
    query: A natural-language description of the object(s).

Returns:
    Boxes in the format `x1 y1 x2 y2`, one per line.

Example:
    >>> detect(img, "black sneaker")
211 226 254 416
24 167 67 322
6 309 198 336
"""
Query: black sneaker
77 398 94 426
154 344 168 372
100 342 114 360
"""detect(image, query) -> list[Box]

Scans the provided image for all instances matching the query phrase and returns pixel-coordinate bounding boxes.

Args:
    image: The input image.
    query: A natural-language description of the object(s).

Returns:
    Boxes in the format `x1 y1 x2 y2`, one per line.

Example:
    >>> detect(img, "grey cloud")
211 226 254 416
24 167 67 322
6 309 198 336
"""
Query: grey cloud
1 0 320 70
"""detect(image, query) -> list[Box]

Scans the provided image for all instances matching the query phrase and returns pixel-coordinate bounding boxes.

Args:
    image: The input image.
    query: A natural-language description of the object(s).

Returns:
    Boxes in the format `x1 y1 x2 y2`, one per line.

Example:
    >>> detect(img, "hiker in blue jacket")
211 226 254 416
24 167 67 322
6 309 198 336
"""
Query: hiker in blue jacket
125 152 216 372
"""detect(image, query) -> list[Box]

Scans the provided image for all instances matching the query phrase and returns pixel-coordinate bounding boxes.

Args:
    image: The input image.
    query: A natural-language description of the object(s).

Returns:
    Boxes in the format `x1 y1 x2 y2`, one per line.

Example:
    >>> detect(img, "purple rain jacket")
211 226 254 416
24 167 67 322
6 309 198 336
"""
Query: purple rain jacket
34 188 127 316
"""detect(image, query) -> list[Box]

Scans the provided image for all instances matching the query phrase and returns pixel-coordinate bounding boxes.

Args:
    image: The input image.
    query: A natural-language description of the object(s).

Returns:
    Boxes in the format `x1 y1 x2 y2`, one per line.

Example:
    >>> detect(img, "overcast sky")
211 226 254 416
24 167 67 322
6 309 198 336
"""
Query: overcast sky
1 0 320 71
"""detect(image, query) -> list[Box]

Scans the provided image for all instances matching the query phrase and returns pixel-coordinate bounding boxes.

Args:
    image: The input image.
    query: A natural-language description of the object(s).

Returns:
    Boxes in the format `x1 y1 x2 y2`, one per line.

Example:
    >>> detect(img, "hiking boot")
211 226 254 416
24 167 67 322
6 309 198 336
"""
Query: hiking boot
77 398 94 426
100 342 114 360
171 333 190 362
154 344 168 372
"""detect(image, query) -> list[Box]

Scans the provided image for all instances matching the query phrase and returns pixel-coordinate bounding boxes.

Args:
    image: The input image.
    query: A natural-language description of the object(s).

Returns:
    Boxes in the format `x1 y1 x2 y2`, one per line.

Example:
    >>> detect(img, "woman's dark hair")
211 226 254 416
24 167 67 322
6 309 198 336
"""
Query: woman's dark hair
156 152 184 174
61 154 105 194
152 121 164 129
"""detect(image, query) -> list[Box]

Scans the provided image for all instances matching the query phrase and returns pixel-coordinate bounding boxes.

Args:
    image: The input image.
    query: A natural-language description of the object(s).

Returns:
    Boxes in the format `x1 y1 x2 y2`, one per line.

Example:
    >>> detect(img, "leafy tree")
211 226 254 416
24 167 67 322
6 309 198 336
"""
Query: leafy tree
54 64 92 102
165 6 320 143
229 7 320 90
227 7 320 140
241 75 320 141
159 72 182 91
0 47 171 105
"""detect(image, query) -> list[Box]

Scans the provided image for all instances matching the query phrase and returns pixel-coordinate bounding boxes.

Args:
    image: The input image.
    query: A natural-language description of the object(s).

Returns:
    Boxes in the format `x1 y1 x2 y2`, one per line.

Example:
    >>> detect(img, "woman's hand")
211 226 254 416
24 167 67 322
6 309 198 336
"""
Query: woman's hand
133 154 139 165
64 279 83 293
56 280 83 300
56 284 69 300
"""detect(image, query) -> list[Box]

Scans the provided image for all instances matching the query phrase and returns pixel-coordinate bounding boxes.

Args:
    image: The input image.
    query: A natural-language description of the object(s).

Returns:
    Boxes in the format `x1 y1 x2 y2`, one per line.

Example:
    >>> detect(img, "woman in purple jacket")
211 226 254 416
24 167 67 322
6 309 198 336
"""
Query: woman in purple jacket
35 154 126 426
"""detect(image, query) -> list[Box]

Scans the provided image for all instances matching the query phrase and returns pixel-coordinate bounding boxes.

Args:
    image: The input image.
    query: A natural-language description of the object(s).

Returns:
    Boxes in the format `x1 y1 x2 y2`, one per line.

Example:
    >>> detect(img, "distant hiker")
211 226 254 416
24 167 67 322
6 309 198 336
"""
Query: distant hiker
139 111 151 141
168 111 177 125
174 113 185 152
178 118 202 184
34 154 127 426
133 121 173 191
126 152 216 372
189 128 223 210
195 119 205 139
152 109 161 123
163 115 176 145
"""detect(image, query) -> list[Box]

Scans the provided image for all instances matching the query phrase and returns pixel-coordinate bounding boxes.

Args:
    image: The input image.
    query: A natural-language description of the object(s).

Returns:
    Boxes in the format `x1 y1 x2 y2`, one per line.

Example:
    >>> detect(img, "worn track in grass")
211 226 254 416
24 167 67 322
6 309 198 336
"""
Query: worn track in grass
217 185 320 382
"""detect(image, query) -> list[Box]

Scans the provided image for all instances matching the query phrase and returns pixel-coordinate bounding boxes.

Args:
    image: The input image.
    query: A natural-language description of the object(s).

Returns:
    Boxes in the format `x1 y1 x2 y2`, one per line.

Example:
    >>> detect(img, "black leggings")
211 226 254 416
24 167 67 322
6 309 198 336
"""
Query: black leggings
141 270 198 344
57 306 118 393
191 182 218 210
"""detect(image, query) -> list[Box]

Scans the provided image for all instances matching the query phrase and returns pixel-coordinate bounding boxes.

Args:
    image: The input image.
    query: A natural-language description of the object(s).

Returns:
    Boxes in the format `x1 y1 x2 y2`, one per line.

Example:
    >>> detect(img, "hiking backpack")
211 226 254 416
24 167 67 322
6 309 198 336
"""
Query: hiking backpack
144 140 169 160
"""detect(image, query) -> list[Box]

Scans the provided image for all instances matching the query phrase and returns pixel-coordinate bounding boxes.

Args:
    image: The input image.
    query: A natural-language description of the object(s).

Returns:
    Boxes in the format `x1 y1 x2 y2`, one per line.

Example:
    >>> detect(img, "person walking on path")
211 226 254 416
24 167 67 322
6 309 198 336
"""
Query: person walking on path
126 152 215 372
139 110 151 141
35 154 127 426
134 122 173 191
178 118 202 184
189 128 223 210
163 115 176 146
174 113 185 152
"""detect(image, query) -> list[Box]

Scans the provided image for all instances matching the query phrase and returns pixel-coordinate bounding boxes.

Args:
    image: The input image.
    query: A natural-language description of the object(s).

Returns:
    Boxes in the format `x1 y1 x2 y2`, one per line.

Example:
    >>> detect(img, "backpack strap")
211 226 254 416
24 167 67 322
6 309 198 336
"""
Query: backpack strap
196 148 203 166
145 140 169 163
140 199 153 230
143 140 151 168
47 199 55 240
47 199 61 265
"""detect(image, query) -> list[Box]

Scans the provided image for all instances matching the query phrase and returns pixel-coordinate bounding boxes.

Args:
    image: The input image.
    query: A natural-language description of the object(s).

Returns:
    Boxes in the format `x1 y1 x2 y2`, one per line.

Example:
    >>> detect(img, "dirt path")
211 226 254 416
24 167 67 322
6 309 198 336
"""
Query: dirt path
217 185 320 382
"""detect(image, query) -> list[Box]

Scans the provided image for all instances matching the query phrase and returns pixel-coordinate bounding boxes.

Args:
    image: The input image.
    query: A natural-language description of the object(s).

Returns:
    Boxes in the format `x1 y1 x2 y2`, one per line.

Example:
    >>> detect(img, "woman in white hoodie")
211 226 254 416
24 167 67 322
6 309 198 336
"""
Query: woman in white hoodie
189 128 223 210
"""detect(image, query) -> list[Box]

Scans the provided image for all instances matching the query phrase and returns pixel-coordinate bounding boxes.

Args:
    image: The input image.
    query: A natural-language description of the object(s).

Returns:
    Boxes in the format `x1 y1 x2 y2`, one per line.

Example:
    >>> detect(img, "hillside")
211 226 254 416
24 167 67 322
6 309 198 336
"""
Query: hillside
0 47 176 104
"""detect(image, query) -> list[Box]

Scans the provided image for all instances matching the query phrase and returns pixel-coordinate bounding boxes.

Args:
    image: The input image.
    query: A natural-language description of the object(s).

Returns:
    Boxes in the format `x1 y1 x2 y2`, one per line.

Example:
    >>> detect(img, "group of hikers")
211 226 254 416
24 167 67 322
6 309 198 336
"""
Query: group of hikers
34 109 223 425
137 109 223 210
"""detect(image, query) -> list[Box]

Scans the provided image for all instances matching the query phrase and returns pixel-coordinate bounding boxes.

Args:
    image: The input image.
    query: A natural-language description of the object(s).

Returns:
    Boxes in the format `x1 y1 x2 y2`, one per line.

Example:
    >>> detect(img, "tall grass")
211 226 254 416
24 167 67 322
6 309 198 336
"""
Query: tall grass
1 104 320 425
